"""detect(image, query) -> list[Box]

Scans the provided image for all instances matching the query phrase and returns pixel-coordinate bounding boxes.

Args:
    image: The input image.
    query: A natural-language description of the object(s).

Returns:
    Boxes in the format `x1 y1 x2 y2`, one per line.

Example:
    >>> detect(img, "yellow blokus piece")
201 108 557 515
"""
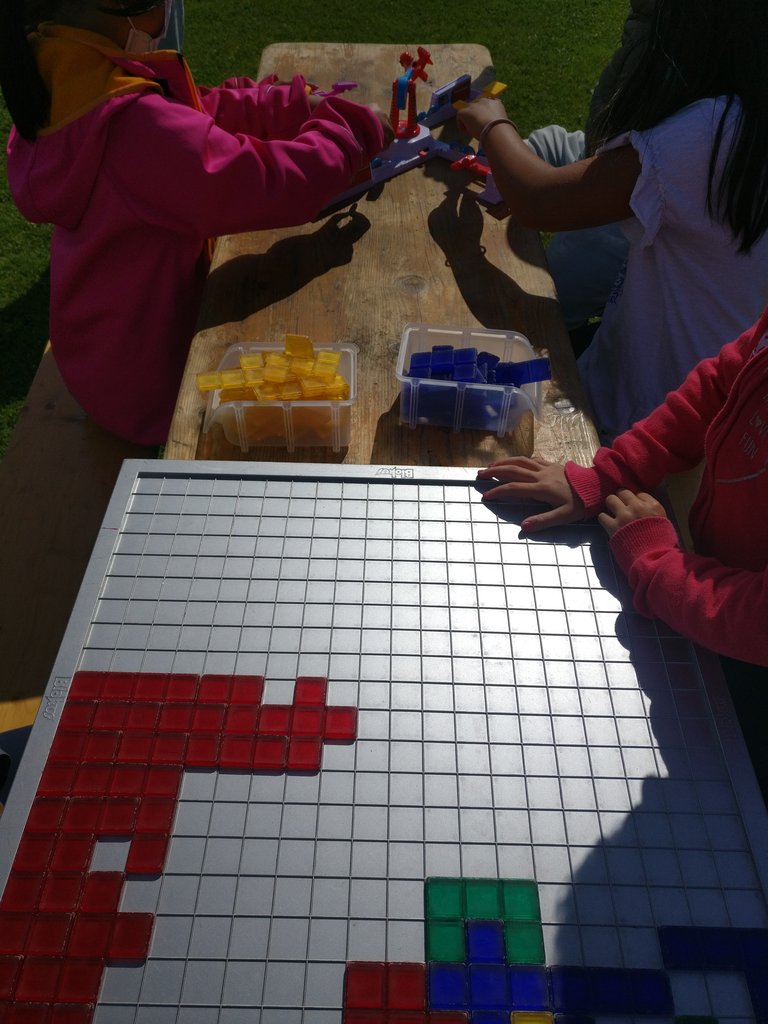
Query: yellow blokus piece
218 387 256 403
196 371 222 391
285 334 314 359
313 350 341 378
243 367 265 386
511 1013 554 1024
219 368 246 388
239 351 265 369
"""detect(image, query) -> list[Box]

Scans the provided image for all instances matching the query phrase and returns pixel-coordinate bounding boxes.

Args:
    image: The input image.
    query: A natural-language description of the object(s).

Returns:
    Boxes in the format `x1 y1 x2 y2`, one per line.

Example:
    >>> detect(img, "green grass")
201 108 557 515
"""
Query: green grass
0 0 624 457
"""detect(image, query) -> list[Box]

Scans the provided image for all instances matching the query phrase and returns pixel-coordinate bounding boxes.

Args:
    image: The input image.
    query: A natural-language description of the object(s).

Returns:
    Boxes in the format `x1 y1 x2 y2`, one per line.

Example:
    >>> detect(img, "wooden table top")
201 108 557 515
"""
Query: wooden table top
164 42 599 468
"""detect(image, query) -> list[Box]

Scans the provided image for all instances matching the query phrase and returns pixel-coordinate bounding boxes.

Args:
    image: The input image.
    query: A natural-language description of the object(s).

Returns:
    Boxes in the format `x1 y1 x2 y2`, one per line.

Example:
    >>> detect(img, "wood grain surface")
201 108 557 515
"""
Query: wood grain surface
165 43 599 467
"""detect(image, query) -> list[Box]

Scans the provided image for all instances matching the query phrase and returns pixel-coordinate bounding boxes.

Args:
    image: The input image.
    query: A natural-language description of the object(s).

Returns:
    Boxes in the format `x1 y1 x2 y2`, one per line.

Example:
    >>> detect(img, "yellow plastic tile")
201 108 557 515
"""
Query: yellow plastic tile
220 368 246 387
239 352 265 369
196 372 222 391
285 334 314 359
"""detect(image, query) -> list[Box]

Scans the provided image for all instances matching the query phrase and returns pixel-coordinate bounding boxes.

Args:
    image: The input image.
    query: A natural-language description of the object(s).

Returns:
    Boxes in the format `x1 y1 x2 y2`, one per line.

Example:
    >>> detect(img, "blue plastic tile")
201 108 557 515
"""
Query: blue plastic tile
509 965 549 1010
428 961 467 1010
658 926 702 969
549 966 592 1014
466 920 505 964
468 963 509 1009
630 969 674 1015
592 968 635 1014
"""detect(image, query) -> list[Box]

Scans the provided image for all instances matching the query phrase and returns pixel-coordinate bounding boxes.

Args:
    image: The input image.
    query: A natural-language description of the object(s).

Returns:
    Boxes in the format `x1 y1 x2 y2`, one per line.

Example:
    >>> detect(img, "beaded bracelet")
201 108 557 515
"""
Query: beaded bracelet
477 117 519 149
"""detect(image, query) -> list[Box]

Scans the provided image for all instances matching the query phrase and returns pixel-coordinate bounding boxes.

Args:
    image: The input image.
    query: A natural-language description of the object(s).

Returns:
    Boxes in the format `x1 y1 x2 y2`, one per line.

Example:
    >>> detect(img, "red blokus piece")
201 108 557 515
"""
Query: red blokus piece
26 914 72 957
132 673 169 701
135 798 176 834
286 736 323 771
258 705 292 735
56 956 103 1004
79 873 124 914
157 703 194 733
185 734 221 766
191 705 226 732
229 675 264 705
151 733 188 766
6 1001 54 1023
50 1005 97 1024
165 674 199 702
49 732 86 763
98 672 135 701
251 736 287 771
14 834 55 875
325 706 358 741
50 835 95 874
0 917 30 954
345 1013 391 1024
125 833 169 875
82 733 119 764
38 875 83 914
116 733 155 764
66 914 114 959
62 799 103 834
291 705 326 737
0 958 21 1001
108 913 153 960
99 798 138 834
345 962 387 1008
14 957 62 1001
57 703 96 732
124 702 161 732
37 763 78 798
143 766 182 798
108 766 146 798
293 676 328 705
24 798 67 831
90 703 129 732
197 674 232 703
74 764 113 798
386 963 426 1009
0 874 44 913
223 705 260 733
219 734 255 770
68 671 108 699
388 1013 430 1024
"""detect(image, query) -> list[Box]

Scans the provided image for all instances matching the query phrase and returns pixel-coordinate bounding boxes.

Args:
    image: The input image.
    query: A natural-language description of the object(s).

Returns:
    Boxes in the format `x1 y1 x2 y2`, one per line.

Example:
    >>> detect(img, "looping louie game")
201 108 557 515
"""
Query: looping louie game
1 460 767 1024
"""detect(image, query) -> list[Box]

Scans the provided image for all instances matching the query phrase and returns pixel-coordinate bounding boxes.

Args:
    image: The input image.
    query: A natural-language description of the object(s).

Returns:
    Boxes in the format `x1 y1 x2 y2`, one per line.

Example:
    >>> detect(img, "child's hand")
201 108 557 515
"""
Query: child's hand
598 490 668 538
476 457 585 531
456 96 509 141
368 103 395 149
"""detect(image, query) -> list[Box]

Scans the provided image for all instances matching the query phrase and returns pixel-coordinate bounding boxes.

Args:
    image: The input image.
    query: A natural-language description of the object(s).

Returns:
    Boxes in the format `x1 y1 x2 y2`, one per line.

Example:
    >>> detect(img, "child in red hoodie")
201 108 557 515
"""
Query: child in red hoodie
478 308 768 790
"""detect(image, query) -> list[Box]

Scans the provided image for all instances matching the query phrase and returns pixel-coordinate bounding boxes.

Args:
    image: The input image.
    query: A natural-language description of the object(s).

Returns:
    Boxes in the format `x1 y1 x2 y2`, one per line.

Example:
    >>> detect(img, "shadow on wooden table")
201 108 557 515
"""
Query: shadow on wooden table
196 208 372 331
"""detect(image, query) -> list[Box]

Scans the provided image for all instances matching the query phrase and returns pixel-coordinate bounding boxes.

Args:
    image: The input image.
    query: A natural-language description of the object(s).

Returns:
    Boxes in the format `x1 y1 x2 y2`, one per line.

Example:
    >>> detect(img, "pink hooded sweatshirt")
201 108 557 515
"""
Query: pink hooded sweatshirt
6 26 384 444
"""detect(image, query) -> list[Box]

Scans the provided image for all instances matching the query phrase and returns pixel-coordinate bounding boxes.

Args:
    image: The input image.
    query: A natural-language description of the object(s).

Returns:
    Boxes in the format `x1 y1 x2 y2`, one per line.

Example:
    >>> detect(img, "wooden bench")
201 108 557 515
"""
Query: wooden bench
0 347 153 794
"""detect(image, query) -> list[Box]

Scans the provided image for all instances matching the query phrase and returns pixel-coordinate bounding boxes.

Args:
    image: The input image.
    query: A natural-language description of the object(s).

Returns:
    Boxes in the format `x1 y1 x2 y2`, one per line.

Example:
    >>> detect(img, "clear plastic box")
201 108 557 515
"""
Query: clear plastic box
395 323 543 434
202 342 357 452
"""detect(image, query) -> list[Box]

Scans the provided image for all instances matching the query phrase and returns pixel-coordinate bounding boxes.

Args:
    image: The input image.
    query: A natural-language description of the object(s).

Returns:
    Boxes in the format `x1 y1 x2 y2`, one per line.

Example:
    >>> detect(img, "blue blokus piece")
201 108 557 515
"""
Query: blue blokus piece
468 963 509 1009
428 962 468 1010
549 967 593 1014
466 920 505 963
509 965 549 1010
408 351 432 378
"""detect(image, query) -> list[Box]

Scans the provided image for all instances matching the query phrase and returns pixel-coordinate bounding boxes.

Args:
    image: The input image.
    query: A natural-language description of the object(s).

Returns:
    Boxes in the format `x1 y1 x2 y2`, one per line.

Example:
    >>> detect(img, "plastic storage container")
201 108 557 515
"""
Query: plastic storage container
396 323 545 435
202 342 357 452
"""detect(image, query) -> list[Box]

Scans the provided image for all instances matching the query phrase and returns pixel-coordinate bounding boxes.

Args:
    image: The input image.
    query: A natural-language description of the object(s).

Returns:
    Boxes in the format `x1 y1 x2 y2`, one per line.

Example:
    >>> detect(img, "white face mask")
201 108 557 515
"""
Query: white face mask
123 0 171 53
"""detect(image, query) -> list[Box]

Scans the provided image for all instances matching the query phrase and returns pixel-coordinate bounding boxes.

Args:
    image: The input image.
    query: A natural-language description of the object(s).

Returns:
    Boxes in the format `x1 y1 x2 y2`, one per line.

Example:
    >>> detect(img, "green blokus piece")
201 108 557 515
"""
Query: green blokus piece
502 879 541 922
426 918 465 961
464 878 502 919
425 877 464 921
504 920 545 964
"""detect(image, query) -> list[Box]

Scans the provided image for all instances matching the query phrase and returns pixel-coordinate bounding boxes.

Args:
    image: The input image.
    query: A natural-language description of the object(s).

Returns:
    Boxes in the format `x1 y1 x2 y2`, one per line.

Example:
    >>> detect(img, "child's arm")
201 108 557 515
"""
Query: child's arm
456 96 641 231
600 491 768 666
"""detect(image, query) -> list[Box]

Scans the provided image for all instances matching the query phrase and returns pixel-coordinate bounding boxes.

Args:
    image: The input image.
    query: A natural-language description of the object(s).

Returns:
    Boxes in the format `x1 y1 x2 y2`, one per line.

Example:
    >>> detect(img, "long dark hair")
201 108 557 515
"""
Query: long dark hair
0 0 163 140
589 0 768 253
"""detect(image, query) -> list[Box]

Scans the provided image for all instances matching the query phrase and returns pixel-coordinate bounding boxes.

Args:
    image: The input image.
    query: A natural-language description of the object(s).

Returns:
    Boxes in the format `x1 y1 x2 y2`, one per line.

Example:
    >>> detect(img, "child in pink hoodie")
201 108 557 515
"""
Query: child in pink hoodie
1 0 390 445
478 308 768 793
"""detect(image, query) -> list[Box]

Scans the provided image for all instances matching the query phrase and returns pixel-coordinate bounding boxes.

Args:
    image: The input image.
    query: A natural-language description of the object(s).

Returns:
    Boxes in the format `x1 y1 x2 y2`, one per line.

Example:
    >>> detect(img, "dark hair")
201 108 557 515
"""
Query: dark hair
589 0 768 253
0 0 164 140
0 0 52 140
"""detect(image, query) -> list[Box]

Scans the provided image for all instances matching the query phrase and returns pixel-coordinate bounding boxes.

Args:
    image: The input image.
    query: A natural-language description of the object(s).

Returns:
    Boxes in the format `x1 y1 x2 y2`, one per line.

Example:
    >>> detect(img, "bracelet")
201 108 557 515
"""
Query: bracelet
478 117 519 150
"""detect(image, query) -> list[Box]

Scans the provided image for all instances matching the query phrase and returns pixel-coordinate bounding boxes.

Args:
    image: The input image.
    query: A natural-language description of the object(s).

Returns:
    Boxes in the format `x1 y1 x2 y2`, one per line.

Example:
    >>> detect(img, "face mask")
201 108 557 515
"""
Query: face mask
123 0 171 53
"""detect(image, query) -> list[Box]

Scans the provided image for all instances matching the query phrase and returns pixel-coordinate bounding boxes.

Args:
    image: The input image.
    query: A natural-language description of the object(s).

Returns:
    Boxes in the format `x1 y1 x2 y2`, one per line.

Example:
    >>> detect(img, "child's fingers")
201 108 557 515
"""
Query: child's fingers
520 505 577 533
